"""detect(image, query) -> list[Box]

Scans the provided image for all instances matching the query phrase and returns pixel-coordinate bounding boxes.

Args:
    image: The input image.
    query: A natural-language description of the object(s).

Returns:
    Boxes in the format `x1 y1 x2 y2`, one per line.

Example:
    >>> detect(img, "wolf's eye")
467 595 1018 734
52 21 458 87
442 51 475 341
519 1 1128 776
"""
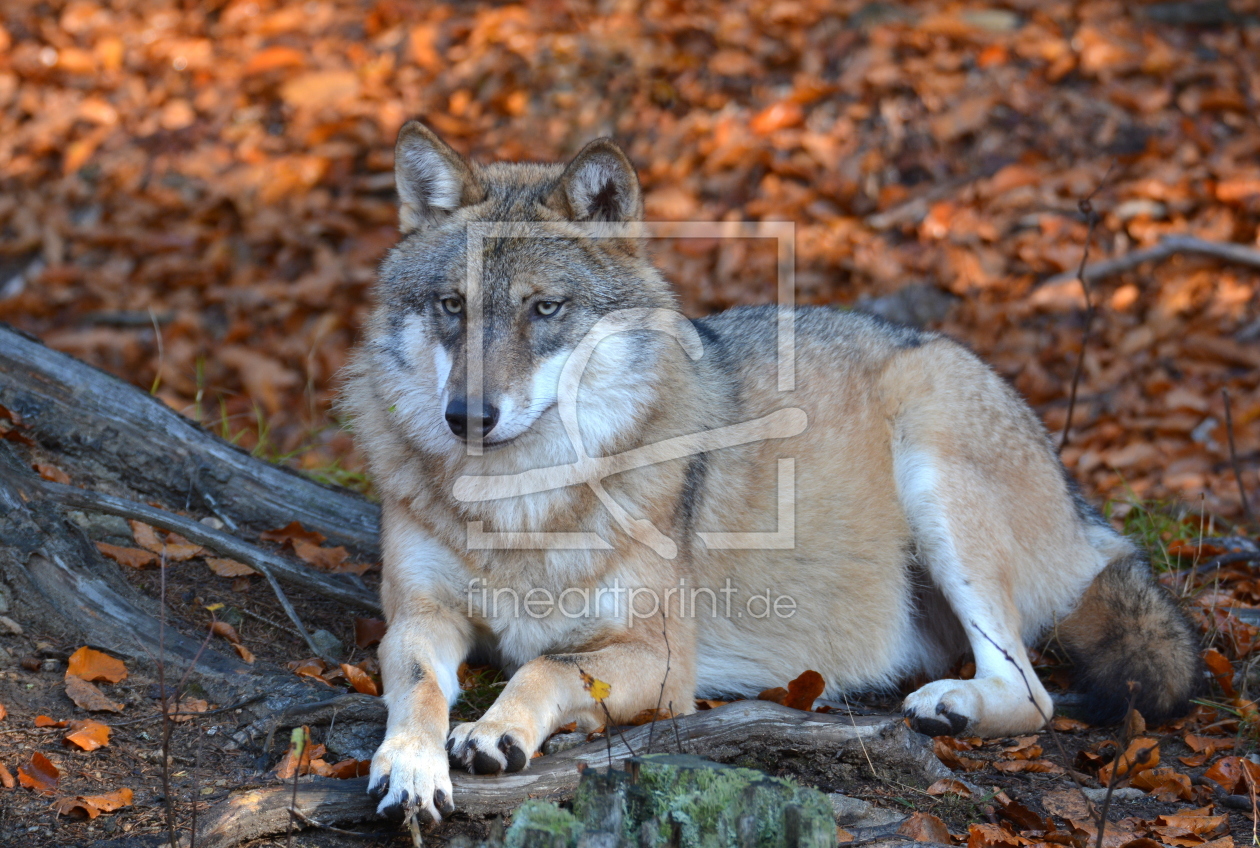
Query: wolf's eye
440 297 463 316
535 301 563 317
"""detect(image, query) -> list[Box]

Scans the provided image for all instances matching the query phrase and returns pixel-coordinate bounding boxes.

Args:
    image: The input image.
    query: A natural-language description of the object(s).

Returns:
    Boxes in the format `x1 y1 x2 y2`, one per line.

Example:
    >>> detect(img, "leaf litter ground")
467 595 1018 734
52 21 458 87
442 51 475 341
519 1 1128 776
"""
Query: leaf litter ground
1 0 1260 844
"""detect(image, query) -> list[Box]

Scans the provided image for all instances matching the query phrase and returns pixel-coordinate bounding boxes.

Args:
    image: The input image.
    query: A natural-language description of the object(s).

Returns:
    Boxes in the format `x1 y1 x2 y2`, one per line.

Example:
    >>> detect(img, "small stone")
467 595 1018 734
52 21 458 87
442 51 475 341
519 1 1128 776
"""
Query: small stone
309 629 344 660
0 616 22 635
828 793 872 824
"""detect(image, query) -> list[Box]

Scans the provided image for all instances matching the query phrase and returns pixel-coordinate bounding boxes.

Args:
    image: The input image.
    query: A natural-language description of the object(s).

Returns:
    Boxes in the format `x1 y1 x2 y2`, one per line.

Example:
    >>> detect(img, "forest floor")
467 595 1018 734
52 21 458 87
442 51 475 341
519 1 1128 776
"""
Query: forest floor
1 0 1260 845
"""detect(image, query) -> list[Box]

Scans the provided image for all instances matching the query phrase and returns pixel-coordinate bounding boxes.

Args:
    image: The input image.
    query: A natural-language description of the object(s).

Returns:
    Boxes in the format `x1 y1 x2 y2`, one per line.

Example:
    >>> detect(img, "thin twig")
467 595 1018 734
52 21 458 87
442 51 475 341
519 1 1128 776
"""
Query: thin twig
1193 551 1260 577
1223 389 1257 528
190 728 201 848
1059 166 1112 453
1039 233 1260 289
289 807 395 838
668 700 684 754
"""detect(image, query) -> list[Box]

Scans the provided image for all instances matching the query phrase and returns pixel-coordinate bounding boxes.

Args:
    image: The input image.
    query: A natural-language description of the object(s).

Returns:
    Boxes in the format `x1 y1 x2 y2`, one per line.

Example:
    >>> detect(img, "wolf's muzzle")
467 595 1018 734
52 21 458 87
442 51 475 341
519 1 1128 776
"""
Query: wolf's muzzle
445 397 499 439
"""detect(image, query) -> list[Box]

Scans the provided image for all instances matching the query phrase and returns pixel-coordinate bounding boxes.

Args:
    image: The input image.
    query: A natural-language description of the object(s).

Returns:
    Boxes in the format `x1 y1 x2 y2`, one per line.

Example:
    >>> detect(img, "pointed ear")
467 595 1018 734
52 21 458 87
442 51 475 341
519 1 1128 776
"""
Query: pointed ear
553 138 643 223
394 120 478 234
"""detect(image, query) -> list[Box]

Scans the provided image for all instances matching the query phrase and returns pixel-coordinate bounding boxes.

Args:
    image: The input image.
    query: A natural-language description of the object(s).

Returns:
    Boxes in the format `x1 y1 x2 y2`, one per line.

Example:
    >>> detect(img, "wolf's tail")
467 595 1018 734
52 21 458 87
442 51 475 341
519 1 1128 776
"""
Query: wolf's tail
1057 551 1203 726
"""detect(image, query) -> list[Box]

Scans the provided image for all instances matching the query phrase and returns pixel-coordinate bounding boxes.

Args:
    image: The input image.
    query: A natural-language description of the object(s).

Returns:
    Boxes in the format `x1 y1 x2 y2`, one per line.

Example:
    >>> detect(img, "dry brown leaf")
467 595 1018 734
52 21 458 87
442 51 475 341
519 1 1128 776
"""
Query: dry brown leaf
0 762 14 789
756 687 787 705
66 647 128 684
897 811 951 843
232 643 256 664
327 758 370 779
17 752 59 795
53 787 133 818
63 719 111 751
354 617 386 648
210 621 243 644
166 698 209 723
35 716 67 728
1098 737 1160 784
783 669 825 712
33 462 70 483
0 703 6 721
207 557 258 578
128 520 165 554
64 677 123 713
261 522 326 547
926 778 973 798
95 542 158 570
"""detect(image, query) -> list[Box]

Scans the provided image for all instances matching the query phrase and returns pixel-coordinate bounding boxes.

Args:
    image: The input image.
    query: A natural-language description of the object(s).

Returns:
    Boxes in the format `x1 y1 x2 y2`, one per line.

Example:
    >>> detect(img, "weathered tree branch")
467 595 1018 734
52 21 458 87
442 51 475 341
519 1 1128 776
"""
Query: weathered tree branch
0 442 250 679
0 323 380 555
33 476 380 616
1039 234 1260 289
191 701 947 848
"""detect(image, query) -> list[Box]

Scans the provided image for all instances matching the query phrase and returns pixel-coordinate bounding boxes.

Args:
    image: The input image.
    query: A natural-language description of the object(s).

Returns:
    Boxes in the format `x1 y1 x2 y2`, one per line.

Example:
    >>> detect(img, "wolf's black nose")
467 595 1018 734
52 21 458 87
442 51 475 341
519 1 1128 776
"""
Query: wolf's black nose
445 398 499 439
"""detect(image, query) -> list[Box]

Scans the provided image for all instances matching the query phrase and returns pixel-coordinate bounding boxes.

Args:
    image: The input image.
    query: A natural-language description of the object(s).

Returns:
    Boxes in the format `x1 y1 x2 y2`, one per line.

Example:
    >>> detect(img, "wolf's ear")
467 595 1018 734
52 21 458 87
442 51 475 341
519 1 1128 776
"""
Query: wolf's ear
394 120 478 234
553 138 643 223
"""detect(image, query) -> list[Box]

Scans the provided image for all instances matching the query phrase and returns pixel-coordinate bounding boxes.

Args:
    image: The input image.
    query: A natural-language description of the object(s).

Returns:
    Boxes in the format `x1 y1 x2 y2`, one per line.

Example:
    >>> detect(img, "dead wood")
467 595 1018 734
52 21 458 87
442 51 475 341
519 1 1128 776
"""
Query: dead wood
191 700 947 848
0 440 250 679
0 324 380 555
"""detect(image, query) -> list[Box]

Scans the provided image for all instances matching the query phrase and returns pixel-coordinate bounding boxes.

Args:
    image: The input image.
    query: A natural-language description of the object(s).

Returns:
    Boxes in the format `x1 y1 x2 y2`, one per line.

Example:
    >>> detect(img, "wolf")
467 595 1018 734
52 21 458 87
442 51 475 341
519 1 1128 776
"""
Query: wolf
341 121 1202 823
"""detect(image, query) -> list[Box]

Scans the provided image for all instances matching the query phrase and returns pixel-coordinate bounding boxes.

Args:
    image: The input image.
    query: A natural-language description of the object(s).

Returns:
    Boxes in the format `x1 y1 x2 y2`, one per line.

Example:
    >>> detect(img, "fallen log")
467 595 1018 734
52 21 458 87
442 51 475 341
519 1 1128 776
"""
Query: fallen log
0 323 380 556
191 700 948 848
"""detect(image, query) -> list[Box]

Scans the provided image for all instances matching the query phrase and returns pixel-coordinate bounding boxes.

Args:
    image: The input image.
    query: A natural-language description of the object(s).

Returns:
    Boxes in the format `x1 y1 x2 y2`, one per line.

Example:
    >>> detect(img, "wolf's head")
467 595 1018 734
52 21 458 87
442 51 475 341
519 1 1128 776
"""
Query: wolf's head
364 122 681 463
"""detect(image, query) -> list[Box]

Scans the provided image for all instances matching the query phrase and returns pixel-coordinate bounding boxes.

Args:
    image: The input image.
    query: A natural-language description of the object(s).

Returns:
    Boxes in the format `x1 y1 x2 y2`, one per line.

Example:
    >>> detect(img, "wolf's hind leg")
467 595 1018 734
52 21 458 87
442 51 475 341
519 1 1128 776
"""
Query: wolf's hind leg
896 450 1053 737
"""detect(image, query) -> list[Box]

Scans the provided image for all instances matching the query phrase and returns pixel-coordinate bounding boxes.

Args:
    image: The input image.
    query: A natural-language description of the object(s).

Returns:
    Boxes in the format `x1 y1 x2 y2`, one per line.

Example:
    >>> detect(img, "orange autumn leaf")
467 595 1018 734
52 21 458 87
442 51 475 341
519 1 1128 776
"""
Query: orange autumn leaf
926 778 973 798
1203 649 1235 696
53 787 133 819
127 520 166 554
64 720 111 751
756 687 787 705
327 758 371 779
210 620 243 644
783 669 825 711
95 542 158 570
207 557 258 578
0 703 6 721
261 521 326 547
35 716 67 728
33 462 70 483
1098 737 1160 785
1203 756 1243 793
0 762 13 789
17 752 59 795
1131 766 1194 802
66 647 128 684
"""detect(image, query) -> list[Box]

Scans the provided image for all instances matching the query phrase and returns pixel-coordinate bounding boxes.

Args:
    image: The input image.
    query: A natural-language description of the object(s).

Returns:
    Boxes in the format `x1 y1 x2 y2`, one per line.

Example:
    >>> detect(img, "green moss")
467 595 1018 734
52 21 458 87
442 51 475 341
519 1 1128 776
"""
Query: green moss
504 800 584 848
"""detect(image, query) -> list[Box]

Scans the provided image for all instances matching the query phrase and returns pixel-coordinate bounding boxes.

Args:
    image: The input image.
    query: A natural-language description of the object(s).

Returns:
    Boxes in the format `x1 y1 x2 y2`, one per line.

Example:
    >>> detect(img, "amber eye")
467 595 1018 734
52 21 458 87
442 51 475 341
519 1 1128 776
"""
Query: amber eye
440 297 463 315
535 301 562 317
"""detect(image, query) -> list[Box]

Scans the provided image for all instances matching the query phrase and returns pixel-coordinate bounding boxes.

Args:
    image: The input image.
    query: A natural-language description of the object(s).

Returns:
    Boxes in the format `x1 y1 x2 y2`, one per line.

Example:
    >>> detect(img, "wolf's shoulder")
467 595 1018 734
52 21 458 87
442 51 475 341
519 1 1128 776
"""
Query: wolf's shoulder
692 304 937 357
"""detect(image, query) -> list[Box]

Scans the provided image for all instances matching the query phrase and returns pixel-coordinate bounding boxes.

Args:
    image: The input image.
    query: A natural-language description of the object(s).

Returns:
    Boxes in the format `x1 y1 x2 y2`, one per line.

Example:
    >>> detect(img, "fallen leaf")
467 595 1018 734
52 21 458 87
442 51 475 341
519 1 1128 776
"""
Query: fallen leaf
0 703 5 721
33 462 70 483
17 752 58 795
0 763 13 789
53 787 132 818
35 716 67 728
992 758 1064 774
166 698 209 723
628 708 673 725
64 677 123 713
1098 737 1160 784
340 663 379 696
926 778 973 798
261 521 326 546
207 557 257 578
898 811 951 843
327 758 371 779
757 687 788 705
933 736 986 771
783 670 825 711
1050 716 1090 732
95 542 158 570
232 643 256 664
354 617 386 648
967 821 1028 848
128 520 165 554
63 720 111 751
66 647 128 684
1203 756 1243 793
1041 788 1090 821
1203 649 1235 696
210 620 243 644
579 670 610 703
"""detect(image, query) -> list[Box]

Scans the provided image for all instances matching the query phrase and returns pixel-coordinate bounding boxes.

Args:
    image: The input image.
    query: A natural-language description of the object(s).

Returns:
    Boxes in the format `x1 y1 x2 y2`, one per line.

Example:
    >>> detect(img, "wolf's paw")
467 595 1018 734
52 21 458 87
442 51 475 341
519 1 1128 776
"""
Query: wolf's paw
367 735 454 824
446 720 532 775
902 680 978 738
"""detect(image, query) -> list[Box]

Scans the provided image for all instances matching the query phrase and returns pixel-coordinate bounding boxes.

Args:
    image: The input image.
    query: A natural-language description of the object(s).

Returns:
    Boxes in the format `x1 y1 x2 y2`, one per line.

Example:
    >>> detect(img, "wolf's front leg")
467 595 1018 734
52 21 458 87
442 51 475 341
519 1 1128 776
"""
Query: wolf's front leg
368 609 469 823
448 626 695 775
